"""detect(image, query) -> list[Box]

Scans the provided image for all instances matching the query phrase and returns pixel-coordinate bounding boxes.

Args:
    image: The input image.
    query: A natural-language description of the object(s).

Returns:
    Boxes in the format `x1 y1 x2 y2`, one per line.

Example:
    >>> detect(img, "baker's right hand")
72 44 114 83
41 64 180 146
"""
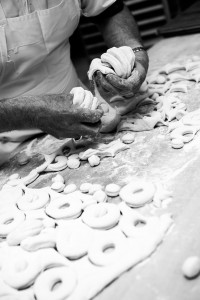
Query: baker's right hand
37 87 103 139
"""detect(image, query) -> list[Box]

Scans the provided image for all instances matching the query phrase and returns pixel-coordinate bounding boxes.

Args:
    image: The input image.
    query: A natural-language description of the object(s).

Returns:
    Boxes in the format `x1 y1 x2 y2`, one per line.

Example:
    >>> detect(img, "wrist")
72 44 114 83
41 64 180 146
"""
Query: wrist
135 50 149 73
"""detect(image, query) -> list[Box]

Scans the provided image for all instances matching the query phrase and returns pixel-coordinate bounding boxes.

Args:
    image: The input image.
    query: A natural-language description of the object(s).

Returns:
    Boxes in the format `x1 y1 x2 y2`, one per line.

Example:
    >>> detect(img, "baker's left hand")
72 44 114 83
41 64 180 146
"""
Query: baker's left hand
92 50 149 100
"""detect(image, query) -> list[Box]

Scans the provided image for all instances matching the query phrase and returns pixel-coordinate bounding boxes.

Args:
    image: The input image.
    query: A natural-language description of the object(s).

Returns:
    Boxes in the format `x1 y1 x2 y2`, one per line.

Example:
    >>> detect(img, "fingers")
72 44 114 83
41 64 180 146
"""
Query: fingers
94 71 118 95
77 106 104 124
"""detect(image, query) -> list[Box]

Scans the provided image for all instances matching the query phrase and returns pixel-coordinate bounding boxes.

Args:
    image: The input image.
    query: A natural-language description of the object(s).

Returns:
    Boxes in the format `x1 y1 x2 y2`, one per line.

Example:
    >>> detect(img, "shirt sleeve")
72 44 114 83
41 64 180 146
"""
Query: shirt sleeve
81 0 117 17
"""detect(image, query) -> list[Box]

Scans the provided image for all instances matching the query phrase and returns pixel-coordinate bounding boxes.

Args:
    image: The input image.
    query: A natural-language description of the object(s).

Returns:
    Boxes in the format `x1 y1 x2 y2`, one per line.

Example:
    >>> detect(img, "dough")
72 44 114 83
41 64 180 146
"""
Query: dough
82 203 120 230
105 183 121 197
121 132 135 144
56 221 94 259
64 184 77 194
67 158 80 169
88 155 100 167
182 256 200 279
7 218 44 246
119 180 155 207
45 195 82 220
33 266 77 300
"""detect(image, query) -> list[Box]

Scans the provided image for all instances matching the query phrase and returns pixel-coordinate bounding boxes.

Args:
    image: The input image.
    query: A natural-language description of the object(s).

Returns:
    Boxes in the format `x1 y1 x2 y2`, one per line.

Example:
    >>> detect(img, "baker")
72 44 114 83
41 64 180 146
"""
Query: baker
0 0 149 164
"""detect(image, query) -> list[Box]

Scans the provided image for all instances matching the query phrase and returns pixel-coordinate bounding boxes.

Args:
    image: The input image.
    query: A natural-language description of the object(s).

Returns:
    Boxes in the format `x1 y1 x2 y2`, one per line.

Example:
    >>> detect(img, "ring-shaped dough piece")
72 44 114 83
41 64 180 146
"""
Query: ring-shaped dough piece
17 189 49 211
119 214 157 238
56 223 94 259
33 266 77 300
0 209 25 237
46 196 82 219
105 183 121 197
119 181 155 207
2 252 41 289
88 235 126 266
170 126 198 143
82 203 120 230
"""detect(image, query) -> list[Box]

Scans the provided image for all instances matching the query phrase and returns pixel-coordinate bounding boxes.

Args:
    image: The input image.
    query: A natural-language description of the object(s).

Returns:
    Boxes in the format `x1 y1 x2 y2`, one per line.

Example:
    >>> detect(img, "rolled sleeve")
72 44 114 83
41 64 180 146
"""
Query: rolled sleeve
81 0 117 17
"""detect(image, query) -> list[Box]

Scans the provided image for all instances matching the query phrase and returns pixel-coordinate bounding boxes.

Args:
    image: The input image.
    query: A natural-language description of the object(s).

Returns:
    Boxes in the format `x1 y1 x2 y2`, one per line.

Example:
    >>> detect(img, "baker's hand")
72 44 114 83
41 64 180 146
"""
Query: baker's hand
37 88 103 139
92 50 149 101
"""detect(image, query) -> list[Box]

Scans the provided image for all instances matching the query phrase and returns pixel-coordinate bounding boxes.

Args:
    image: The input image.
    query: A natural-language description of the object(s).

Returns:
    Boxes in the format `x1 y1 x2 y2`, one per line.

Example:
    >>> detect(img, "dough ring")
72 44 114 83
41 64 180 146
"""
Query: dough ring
33 266 77 300
56 222 94 259
0 209 25 237
45 196 82 219
170 126 199 143
88 235 126 266
119 180 155 207
2 250 41 289
119 212 158 238
82 203 120 229
17 189 50 211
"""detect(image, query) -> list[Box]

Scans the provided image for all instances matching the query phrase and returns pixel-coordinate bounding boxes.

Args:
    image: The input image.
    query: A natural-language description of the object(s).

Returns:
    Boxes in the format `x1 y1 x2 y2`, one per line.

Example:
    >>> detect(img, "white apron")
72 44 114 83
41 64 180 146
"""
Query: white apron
0 0 82 164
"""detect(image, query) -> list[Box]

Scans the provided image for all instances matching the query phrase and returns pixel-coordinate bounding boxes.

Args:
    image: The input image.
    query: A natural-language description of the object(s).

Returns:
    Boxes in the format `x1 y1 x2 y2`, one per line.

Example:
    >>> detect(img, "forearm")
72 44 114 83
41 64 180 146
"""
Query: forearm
0 95 60 133
97 5 143 49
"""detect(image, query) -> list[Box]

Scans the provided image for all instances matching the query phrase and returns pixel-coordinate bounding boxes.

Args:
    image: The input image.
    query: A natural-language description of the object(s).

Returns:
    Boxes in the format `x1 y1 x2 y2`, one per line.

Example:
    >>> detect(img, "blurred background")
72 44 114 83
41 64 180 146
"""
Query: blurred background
70 0 200 86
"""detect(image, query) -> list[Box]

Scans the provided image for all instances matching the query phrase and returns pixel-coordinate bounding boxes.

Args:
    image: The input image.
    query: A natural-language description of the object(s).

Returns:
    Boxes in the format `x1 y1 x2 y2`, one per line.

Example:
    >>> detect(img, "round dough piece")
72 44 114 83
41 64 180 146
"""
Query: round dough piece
119 180 155 207
182 256 200 279
33 266 77 300
88 155 100 167
80 182 93 193
64 184 77 194
82 203 120 230
67 158 80 169
52 174 65 184
105 183 121 197
50 182 65 193
121 133 135 144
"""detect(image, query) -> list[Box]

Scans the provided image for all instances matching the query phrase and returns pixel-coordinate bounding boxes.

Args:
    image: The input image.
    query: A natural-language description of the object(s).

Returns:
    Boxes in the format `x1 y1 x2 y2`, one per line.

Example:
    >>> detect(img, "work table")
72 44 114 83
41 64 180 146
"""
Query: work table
1 33 200 300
